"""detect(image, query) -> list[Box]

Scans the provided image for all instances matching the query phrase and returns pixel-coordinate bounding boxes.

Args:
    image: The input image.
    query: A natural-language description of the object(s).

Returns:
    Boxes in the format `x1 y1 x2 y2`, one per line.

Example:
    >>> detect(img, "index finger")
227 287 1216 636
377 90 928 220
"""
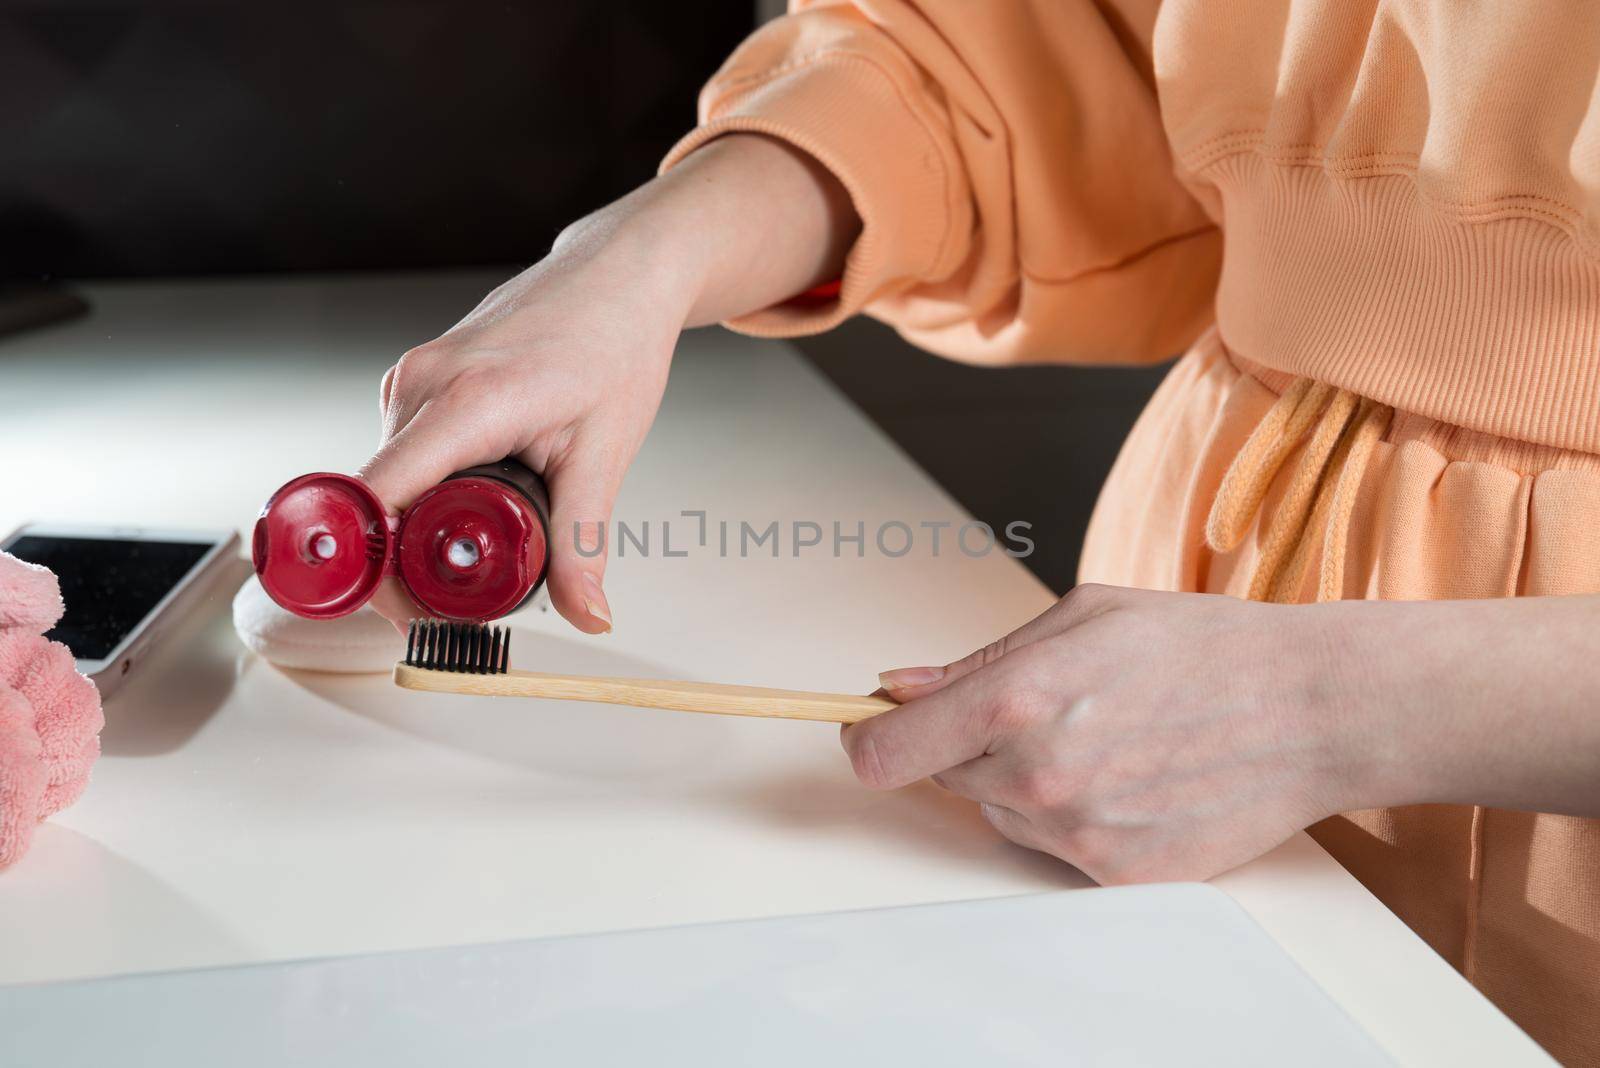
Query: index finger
840 664 1008 790
358 397 500 512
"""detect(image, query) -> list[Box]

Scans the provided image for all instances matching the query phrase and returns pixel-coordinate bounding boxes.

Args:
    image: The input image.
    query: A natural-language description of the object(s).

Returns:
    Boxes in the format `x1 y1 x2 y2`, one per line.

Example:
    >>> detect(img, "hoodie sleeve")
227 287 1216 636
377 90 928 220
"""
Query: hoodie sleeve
661 0 1221 366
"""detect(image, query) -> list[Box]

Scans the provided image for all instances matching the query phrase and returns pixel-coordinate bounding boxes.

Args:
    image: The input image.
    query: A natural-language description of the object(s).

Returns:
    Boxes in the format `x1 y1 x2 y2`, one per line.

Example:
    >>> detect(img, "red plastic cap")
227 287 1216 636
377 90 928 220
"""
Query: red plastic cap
396 475 547 621
252 473 392 619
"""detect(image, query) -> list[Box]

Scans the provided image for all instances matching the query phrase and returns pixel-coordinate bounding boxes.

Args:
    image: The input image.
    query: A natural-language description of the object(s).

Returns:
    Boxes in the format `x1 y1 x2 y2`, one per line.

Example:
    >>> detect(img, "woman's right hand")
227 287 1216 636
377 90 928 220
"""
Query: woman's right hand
358 134 858 634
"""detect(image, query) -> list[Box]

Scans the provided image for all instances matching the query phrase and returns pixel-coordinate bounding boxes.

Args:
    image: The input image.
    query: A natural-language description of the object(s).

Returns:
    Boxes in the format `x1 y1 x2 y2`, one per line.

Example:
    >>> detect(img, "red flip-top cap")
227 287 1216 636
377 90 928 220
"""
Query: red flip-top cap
252 473 392 619
397 475 547 621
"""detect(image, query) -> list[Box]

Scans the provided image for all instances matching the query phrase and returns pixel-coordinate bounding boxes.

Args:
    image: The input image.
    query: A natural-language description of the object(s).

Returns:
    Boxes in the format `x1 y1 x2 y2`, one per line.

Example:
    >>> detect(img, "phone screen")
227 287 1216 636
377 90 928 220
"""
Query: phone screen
5 535 212 660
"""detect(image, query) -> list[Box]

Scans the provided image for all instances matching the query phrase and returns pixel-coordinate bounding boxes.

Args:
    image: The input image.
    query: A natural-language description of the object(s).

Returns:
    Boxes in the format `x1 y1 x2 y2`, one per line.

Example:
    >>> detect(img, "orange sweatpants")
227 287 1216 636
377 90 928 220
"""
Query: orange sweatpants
1080 330 1600 1064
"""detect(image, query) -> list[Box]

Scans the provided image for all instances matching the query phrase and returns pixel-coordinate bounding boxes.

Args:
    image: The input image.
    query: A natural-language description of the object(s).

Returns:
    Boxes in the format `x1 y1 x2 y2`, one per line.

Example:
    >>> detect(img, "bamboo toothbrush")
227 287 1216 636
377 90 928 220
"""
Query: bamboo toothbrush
392 620 897 724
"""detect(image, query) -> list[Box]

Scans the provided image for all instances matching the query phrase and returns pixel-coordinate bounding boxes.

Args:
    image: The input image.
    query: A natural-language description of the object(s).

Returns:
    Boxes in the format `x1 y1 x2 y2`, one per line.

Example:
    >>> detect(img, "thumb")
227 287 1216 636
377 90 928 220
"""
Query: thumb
539 432 623 635
875 583 1121 701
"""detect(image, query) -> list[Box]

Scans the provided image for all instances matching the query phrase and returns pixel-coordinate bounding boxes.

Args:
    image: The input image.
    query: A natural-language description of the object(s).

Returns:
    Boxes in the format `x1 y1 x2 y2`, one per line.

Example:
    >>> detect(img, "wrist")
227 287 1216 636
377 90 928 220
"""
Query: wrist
552 190 714 324
1281 596 1600 819
1307 598 1485 813
559 134 856 329
1287 601 1420 815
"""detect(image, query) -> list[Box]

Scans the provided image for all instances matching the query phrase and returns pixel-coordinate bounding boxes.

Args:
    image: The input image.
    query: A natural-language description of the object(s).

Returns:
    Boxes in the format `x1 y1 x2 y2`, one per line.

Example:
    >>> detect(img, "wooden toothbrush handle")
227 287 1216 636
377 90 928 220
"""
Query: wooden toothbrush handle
392 664 898 724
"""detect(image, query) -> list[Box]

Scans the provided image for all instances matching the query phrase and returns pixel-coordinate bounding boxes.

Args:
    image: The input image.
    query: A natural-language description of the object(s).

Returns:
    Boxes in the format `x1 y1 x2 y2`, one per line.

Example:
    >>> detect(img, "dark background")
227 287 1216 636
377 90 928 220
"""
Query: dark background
0 0 1161 592
0 1 748 277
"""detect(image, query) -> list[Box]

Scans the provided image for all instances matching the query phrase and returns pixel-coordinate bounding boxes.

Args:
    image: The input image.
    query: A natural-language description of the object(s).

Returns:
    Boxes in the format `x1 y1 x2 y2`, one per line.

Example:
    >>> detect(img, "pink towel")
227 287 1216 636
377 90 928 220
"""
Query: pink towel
0 551 102 868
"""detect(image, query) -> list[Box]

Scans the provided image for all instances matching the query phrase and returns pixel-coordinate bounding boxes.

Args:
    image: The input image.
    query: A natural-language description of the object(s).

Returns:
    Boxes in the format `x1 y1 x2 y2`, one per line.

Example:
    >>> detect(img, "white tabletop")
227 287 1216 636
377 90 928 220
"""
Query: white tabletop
2 885 1393 1067
0 272 1548 1065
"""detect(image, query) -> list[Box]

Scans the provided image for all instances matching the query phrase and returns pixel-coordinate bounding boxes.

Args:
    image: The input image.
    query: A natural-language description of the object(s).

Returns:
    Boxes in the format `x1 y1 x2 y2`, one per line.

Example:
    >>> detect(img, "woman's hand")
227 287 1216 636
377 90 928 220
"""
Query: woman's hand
358 215 684 633
847 585 1600 883
359 135 858 632
842 585 1389 884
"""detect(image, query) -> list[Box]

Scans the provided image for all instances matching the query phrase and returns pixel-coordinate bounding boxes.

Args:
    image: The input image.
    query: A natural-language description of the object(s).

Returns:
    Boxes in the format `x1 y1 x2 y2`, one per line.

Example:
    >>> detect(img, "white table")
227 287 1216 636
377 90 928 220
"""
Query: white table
2 886 1395 1067
0 273 1549 1065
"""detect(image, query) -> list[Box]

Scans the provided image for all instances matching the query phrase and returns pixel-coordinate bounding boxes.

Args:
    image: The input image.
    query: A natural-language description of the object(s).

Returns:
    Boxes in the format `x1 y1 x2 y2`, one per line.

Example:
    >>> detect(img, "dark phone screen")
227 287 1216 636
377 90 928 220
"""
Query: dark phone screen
5 536 211 660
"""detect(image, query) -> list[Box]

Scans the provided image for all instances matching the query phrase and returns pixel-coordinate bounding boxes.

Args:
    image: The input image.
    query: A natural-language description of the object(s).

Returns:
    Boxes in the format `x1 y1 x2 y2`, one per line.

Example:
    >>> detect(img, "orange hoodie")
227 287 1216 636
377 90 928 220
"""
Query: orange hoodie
666 1 1600 455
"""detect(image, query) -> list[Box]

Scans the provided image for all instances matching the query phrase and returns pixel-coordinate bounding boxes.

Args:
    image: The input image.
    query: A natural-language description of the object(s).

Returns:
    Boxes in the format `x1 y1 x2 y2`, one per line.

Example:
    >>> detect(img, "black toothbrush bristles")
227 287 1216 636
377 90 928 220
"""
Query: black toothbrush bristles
402 619 510 675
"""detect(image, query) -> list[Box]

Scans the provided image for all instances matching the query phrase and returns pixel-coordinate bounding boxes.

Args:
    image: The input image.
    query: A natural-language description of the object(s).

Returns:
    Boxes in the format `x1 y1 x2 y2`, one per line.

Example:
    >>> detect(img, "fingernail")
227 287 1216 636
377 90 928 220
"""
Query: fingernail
877 665 944 690
583 572 613 632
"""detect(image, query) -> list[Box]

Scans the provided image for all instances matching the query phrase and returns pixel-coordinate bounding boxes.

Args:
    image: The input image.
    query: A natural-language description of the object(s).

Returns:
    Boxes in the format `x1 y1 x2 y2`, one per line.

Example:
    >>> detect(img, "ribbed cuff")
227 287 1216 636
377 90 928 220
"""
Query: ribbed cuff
661 52 966 337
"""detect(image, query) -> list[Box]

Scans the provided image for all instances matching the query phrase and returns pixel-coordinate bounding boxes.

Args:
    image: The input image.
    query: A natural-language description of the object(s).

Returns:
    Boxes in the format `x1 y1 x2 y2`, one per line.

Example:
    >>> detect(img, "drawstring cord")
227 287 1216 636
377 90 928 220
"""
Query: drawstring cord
1205 381 1394 603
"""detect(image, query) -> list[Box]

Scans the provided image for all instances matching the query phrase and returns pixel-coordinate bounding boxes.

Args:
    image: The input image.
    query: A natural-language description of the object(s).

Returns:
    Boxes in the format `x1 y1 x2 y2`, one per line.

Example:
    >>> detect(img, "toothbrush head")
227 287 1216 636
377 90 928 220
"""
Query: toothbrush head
403 619 509 674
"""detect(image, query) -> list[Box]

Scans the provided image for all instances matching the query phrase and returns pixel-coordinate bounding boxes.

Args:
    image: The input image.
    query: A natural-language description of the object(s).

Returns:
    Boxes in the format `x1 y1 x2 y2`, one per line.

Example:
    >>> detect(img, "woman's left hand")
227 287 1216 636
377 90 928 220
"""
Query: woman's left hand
843 584 1389 884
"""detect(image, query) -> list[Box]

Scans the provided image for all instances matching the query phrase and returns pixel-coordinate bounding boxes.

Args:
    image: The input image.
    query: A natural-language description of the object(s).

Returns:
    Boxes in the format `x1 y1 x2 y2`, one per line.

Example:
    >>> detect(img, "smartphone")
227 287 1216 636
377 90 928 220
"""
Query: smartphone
2 523 240 699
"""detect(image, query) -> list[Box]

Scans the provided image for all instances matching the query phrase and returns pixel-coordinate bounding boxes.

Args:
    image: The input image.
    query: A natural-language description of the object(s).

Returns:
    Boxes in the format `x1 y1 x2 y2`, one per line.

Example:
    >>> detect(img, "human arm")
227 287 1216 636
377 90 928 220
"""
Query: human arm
359 0 1223 632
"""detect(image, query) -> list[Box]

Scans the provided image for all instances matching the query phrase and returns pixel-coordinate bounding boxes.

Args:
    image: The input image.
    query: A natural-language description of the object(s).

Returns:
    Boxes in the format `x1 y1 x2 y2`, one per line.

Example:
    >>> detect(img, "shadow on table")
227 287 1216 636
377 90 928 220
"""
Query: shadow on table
711 770 1094 890
283 631 740 784
101 558 250 757
284 628 1090 884
0 824 251 979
